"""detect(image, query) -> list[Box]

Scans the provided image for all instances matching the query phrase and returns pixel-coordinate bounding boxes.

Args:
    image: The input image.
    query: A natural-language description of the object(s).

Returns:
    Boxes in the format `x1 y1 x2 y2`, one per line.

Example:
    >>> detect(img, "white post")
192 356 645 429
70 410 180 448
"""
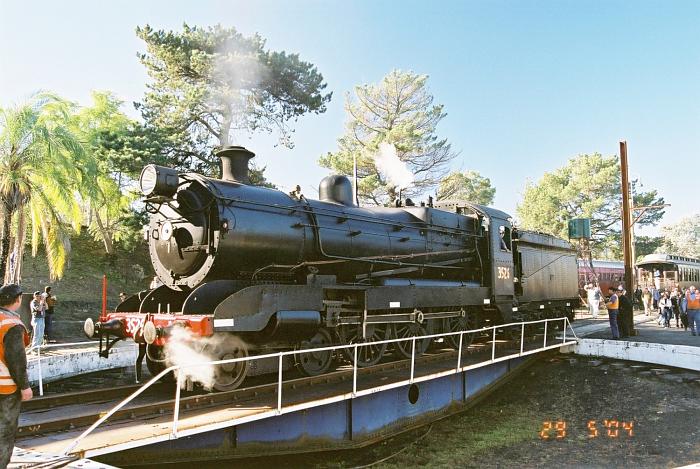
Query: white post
543 321 548 348
277 354 283 413
520 323 525 355
37 346 44 396
456 333 463 371
410 337 416 383
171 368 182 438
352 344 358 397
562 318 567 343
491 328 496 361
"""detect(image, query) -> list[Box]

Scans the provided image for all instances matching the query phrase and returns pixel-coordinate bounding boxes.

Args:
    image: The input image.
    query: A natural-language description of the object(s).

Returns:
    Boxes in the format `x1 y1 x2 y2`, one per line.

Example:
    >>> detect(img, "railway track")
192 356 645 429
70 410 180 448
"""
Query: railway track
18 328 561 439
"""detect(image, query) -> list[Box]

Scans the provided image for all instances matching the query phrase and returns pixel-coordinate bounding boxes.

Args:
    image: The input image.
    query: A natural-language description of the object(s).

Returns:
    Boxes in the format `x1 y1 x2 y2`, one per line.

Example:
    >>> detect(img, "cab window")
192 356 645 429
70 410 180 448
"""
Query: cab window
499 225 511 252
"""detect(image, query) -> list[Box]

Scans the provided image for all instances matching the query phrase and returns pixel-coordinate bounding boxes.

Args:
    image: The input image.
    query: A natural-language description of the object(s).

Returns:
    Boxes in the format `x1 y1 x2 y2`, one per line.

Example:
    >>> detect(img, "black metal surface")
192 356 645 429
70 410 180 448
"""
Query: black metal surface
146 168 484 289
181 280 244 315
514 230 578 303
215 146 255 184
138 285 190 315
266 310 321 341
318 174 355 206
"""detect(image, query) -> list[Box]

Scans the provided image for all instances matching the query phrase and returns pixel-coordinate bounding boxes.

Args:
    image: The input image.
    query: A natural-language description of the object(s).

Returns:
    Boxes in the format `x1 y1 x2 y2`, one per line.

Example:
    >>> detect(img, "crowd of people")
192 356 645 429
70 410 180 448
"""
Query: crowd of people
584 282 700 338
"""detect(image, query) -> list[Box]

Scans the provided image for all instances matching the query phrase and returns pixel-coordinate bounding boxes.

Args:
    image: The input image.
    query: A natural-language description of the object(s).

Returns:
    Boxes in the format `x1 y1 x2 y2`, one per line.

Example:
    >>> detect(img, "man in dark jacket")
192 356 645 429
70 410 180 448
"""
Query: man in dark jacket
617 286 633 338
0 284 33 468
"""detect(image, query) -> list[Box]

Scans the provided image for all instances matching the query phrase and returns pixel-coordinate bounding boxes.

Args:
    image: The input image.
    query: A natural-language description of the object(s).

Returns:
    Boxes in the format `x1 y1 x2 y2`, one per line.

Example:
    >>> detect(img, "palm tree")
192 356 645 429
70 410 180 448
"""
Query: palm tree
0 93 98 281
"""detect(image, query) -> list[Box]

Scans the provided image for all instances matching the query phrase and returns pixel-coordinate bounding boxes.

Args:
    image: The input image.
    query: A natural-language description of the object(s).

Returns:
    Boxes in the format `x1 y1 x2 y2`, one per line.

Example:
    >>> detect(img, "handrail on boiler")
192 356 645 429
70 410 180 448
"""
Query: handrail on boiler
61 317 578 457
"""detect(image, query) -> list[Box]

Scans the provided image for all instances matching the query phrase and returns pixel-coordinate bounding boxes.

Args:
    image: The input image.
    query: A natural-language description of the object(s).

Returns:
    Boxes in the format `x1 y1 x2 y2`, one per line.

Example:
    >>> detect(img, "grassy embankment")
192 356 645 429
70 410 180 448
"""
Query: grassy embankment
20 232 153 322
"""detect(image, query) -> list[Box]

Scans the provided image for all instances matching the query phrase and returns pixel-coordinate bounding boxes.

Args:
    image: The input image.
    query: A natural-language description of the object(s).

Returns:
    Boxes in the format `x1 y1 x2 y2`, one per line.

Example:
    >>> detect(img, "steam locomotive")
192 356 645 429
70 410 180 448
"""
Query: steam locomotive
85 146 578 391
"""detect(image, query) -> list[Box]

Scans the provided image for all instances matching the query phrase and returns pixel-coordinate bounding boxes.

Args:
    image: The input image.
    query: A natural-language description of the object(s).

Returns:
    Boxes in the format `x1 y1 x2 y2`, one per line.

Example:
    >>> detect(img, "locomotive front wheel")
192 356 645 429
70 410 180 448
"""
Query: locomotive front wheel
392 323 431 359
145 345 175 382
212 335 249 392
297 328 334 376
338 323 389 367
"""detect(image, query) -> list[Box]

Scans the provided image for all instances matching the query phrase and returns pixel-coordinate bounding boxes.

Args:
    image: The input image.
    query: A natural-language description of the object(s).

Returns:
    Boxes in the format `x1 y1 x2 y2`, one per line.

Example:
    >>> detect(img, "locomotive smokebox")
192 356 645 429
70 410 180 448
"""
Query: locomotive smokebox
215 145 255 184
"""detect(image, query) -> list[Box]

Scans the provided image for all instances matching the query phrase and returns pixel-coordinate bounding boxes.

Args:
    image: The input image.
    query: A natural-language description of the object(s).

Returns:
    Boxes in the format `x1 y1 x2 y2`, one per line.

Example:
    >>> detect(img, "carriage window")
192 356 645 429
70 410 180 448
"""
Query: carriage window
499 225 511 252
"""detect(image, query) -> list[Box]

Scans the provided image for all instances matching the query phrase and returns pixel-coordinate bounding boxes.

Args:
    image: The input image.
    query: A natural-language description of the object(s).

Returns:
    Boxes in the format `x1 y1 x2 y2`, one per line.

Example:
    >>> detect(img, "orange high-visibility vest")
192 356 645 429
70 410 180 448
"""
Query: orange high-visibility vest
0 311 30 394
607 294 619 310
687 292 700 310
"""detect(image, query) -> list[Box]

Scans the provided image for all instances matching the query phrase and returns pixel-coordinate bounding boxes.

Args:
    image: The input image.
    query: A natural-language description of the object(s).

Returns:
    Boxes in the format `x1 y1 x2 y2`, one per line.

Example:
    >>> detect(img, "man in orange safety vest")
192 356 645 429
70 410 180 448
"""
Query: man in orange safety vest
0 284 32 468
684 285 700 336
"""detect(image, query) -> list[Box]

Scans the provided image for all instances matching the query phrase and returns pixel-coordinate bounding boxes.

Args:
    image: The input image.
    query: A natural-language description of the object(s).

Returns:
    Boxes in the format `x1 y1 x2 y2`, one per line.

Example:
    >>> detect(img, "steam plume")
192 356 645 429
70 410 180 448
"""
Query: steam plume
374 142 414 189
164 327 222 390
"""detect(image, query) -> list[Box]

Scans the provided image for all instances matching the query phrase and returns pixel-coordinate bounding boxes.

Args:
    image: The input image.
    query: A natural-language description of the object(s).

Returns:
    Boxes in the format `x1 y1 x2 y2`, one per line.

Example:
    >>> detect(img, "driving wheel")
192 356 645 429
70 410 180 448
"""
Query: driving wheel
392 322 431 359
297 328 334 376
210 334 249 392
338 323 389 367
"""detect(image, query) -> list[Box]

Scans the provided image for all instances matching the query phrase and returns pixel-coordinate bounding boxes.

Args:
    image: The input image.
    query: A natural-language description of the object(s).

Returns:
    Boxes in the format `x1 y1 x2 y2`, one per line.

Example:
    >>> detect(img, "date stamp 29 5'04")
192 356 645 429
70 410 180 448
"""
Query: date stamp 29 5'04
539 420 634 440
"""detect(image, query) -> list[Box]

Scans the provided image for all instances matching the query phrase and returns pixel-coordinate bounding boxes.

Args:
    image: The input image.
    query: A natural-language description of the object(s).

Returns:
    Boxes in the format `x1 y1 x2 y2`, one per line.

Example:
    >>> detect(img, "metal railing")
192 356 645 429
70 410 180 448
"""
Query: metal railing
61 316 578 457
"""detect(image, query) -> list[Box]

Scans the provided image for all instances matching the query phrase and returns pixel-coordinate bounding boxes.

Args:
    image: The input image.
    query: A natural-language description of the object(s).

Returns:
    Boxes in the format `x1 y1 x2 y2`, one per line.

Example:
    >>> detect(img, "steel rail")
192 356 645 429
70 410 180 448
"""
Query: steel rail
20 383 171 412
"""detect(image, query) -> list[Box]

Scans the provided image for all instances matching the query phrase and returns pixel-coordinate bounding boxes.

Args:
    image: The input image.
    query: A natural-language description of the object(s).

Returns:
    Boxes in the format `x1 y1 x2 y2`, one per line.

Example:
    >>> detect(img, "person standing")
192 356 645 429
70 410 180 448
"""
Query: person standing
658 292 672 328
586 283 601 318
642 287 652 316
42 286 57 342
670 289 681 328
605 287 620 340
634 286 643 310
29 291 45 350
684 286 700 336
0 284 33 468
618 286 633 338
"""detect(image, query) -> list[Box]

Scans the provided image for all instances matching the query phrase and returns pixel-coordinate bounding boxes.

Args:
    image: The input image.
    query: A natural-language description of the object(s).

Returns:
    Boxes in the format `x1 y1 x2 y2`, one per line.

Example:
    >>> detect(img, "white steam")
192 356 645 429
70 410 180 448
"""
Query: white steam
212 36 270 138
164 327 222 390
374 143 414 190
213 41 269 92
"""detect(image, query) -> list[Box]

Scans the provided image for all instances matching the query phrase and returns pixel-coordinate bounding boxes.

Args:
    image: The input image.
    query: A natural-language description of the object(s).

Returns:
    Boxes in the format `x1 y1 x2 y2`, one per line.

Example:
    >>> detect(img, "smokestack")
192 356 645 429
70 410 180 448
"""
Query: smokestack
214 146 255 184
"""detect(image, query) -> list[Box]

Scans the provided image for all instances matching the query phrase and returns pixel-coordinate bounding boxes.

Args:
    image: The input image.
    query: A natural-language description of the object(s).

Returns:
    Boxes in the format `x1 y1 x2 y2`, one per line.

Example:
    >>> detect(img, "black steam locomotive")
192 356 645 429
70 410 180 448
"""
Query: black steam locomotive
86 146 578 390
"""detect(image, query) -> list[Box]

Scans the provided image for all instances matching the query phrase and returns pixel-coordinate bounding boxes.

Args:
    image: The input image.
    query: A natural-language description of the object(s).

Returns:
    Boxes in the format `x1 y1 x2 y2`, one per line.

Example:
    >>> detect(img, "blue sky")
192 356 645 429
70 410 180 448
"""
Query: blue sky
1 0 698 235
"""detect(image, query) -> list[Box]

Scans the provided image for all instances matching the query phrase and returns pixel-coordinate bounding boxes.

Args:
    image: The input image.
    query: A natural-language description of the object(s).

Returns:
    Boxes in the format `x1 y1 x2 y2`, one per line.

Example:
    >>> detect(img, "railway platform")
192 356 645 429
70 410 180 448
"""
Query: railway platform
565 311 700 372
26 340 138 394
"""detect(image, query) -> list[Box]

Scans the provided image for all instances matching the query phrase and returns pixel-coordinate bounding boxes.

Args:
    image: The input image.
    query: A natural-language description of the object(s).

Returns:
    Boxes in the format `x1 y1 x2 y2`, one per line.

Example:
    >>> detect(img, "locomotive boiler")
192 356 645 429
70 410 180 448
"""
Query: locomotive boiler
86 146 579 391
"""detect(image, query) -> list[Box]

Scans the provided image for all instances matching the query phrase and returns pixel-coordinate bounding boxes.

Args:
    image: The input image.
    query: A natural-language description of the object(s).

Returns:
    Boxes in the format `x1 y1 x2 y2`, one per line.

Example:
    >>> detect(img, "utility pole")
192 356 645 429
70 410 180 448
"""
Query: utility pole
620 141 634 292
620 141 635 335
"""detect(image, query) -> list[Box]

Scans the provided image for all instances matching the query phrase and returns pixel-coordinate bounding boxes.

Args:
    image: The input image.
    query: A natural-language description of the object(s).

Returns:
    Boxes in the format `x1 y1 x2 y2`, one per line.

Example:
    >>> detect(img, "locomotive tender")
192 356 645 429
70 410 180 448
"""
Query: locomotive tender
85 146 578 390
